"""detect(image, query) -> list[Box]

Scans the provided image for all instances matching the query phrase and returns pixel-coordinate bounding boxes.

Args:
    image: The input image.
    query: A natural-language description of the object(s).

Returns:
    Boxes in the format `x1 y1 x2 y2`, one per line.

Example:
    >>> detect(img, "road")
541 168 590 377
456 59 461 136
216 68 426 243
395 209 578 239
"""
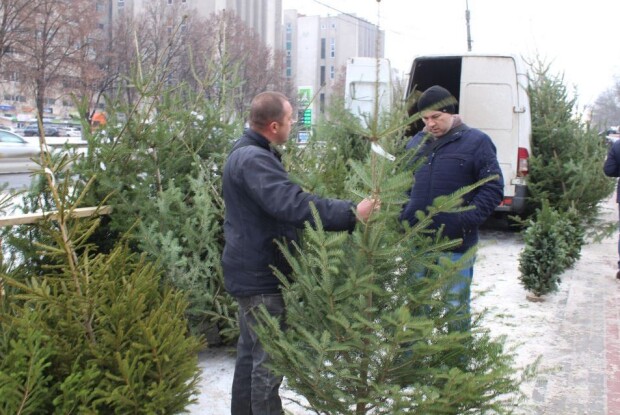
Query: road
0 136 86 191
0 171 35 192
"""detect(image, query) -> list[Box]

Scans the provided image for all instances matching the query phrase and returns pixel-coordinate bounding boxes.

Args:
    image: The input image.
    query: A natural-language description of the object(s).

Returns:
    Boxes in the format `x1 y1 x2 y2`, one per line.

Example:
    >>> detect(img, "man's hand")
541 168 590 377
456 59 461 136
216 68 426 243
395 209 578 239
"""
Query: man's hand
356 198 381 222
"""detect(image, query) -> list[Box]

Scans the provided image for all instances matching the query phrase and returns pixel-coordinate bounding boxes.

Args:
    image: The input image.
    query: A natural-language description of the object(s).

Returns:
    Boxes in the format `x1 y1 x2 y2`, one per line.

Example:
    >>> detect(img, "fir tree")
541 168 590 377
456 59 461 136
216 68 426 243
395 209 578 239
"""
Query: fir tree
0 160 202 413
253 93 525 413
518 202 568 297
526 58 614 224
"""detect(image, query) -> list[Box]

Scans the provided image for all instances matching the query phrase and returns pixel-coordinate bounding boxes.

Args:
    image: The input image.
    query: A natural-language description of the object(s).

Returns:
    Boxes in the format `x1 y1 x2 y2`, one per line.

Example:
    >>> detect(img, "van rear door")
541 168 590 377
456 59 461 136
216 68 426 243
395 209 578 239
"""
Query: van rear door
459 55 529 212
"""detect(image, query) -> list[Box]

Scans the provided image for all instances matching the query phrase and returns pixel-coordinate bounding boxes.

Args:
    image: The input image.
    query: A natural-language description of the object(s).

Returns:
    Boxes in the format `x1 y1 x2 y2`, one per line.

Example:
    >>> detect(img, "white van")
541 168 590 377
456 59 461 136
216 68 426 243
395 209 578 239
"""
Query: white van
344 57 393 127
405 54 532 215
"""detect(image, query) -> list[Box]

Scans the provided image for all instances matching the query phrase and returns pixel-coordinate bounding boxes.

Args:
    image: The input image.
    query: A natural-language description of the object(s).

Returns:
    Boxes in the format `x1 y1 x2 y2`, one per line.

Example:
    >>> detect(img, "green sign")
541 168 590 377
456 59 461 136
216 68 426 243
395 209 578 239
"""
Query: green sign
298 86 312 105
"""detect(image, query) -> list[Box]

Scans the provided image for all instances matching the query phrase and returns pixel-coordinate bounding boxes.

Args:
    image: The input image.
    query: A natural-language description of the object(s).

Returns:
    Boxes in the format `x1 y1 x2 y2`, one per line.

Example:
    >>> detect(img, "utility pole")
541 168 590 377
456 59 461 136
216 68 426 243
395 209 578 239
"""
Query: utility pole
465 0 472 51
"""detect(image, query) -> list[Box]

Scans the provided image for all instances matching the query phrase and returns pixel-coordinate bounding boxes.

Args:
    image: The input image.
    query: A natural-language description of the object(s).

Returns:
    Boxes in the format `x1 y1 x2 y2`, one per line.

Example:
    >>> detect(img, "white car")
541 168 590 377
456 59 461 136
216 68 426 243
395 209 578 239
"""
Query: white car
0 129 41 173
65 127 82 137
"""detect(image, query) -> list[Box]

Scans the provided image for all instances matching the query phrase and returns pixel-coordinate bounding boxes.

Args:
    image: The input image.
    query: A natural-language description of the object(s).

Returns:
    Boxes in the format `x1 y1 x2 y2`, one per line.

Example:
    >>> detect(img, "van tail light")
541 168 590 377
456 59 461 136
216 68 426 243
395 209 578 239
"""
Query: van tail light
517 147 529 177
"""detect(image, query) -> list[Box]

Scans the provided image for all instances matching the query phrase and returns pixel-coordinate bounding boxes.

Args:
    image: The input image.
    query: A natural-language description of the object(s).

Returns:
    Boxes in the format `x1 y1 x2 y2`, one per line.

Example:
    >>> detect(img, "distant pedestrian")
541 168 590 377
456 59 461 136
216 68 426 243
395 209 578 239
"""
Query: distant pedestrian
603 138 620 279
222 91 378 414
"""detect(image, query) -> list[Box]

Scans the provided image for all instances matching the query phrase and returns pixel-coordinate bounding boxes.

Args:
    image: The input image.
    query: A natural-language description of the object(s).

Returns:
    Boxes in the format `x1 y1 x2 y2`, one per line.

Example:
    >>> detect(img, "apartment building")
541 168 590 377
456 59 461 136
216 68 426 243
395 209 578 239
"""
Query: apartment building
0 2 381 128
283 9 384 126
0 0 282 124
115 0 282 51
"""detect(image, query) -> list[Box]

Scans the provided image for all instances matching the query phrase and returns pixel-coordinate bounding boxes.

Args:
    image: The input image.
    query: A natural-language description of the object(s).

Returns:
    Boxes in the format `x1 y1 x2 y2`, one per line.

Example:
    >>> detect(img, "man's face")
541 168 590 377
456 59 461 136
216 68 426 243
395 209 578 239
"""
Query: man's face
421 110 454 138
272 100 295 145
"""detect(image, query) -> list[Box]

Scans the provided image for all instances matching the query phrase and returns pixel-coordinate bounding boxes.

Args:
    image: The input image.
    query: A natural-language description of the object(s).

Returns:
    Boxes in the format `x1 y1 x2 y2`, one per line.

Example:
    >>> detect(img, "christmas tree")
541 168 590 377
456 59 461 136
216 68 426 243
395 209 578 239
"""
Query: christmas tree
254 95 525 413
0 153 202 414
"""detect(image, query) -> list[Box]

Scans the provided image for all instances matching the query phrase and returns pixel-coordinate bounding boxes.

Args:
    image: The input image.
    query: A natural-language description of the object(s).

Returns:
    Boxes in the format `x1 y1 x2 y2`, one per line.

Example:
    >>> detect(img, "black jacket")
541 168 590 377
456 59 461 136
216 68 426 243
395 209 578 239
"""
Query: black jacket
399 122 503 252
604 139 620 202
222 129 356 297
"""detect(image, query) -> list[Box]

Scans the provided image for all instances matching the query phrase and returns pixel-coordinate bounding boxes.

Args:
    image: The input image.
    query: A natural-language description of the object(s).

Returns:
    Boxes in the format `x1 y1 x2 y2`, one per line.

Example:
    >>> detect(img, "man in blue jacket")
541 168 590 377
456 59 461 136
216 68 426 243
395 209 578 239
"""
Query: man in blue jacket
603 138 620 279
399 85 503 331
222 91 377 414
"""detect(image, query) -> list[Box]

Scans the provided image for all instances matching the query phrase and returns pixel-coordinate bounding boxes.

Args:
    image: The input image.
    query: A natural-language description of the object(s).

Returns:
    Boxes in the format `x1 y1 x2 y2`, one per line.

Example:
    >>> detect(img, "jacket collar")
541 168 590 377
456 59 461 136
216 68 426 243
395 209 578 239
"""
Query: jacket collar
232 128 282 161
243 128 271 149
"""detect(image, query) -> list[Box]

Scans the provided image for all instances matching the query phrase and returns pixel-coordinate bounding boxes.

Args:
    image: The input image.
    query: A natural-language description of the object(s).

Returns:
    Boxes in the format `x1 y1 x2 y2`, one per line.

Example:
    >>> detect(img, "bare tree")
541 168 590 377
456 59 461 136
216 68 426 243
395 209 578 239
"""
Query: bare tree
592 77 620 130
7 0 101 118
0 0 34 67
199 10 290 114
99 0 196 109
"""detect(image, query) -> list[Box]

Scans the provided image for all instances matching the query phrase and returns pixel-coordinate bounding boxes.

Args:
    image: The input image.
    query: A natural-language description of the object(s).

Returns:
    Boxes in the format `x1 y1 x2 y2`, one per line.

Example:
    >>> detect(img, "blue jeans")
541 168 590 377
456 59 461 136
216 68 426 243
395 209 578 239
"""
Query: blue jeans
414 252 474 332
231 294 286 415
445 252 474 331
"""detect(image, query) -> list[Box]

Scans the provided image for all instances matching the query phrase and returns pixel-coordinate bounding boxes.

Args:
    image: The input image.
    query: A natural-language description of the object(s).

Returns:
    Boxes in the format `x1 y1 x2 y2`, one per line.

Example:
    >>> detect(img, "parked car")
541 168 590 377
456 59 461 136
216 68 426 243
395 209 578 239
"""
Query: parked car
23 124 61 137
0 129 41 173
65 126 82 137
0 125 16 133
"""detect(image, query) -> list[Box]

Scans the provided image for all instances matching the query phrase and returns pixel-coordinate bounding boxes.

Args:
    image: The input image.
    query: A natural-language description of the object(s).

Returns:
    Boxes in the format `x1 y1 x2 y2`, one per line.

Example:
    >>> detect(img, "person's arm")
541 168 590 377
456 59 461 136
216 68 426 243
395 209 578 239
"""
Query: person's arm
460 137 504 228
604 141 620 177
241 148 357 231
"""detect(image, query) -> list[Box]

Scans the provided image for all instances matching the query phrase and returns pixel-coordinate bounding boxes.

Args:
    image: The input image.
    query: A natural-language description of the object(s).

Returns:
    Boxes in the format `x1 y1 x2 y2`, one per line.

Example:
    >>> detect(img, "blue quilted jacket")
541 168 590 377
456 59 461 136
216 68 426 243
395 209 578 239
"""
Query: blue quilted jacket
399 123 503 252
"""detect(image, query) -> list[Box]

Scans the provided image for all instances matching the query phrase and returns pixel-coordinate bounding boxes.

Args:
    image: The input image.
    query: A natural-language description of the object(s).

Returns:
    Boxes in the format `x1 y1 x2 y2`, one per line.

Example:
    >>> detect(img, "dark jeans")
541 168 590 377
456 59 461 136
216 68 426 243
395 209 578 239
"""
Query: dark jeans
231 294 286 415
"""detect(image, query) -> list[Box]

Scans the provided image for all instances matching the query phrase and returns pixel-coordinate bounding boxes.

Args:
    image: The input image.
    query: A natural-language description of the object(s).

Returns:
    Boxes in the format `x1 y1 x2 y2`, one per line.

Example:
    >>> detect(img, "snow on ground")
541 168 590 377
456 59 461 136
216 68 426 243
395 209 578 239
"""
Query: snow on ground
188 197 620 414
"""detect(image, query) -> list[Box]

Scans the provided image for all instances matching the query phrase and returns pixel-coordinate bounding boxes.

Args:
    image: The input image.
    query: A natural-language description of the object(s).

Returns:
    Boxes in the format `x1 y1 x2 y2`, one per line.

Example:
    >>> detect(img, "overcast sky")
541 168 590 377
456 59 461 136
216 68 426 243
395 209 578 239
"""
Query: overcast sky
283 0 620 107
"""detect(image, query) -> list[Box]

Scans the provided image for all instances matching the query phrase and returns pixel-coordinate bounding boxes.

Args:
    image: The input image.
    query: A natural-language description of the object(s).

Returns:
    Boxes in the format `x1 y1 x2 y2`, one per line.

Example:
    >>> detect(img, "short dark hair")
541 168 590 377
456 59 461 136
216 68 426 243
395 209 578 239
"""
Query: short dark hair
249 91 289 129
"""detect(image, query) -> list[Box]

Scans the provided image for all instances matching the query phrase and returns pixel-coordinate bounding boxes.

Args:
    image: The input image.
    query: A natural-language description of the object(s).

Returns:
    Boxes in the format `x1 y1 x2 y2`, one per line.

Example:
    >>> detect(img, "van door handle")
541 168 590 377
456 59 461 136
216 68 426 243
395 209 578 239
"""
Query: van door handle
513 106 526 113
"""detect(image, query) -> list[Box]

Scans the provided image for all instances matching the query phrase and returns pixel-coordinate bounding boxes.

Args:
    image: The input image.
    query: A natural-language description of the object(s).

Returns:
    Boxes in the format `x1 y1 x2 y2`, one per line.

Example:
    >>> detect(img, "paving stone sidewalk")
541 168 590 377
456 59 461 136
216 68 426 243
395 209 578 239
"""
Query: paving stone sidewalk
524 237 620 414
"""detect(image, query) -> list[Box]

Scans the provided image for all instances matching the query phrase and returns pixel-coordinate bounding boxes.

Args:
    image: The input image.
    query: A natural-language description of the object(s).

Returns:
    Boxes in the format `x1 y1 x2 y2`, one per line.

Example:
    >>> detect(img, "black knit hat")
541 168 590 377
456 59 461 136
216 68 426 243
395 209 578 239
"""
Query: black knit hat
417 85 457 114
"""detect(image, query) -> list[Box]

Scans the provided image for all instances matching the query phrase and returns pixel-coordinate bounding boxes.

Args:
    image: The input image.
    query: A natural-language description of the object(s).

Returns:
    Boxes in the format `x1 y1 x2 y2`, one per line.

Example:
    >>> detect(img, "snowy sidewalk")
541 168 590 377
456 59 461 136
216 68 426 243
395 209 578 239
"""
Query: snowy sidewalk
188 198 620 415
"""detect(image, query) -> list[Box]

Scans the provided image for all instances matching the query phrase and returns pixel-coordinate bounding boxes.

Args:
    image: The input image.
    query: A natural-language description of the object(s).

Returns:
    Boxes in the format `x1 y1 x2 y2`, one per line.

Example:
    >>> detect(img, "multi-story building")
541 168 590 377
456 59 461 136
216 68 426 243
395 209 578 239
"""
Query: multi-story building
1 2 381 129
0 0 282 125
110 0 281 52
283 10 384 126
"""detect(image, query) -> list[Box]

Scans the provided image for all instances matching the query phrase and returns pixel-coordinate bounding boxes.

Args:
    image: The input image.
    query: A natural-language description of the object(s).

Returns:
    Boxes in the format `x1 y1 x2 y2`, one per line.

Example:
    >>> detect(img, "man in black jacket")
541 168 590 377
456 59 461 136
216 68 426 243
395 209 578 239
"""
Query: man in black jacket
603 138 620 279
222 91 376 414
400 85 503 331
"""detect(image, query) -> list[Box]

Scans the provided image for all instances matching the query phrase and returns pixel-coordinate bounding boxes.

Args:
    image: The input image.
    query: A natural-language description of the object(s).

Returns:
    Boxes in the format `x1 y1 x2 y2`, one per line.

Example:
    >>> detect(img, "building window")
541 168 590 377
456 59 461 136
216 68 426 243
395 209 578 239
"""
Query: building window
320 38 326 59
330 38 335 58
118 0 124 8
320 66 325 86
330 65 335 80
320 93 325 113
167 0 173 5
3 95 26 103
